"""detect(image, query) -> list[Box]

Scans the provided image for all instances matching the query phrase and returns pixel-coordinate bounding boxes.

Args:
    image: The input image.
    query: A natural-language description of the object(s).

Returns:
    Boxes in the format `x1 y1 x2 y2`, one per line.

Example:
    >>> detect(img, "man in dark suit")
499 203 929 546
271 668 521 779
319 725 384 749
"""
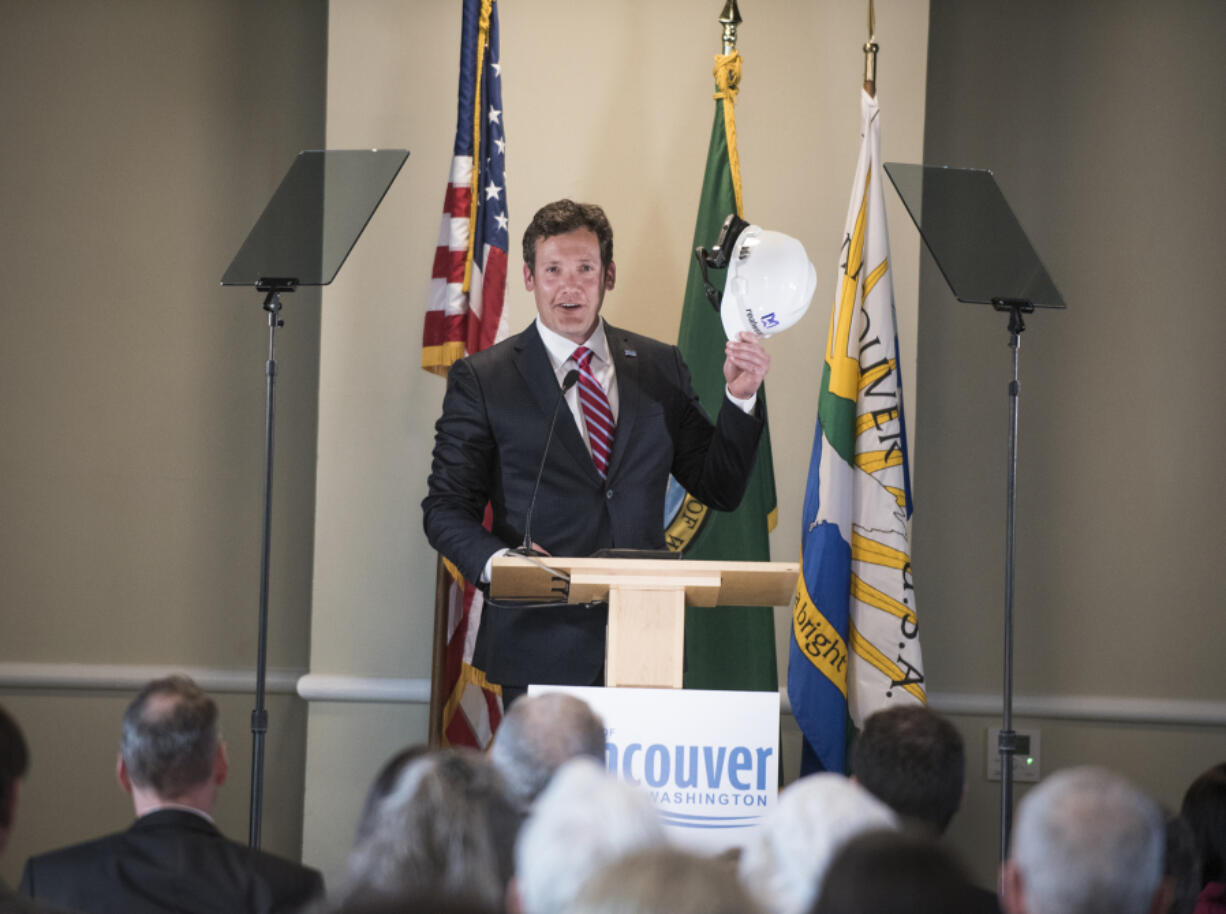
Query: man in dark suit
423 199 770 694
19 676 323 914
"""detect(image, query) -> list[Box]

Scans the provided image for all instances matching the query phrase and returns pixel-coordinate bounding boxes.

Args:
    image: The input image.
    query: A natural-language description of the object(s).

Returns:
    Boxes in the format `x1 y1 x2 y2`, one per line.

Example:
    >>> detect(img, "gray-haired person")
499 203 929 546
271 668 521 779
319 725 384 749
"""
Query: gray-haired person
1002 766 1169 914
20 675 323 914
340 749 521 912
513 758 667 914
488 692 605 811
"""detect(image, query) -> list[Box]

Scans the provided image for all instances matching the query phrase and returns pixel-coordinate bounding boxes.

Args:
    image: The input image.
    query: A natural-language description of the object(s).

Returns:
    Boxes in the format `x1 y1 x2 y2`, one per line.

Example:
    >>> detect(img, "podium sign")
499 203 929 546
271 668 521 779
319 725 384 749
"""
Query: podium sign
531 684 779 853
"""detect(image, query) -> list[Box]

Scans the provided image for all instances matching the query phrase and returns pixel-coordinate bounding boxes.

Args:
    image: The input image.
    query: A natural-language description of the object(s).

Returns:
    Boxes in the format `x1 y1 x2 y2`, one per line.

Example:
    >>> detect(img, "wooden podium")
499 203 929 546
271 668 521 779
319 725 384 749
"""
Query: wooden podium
490 555 798 688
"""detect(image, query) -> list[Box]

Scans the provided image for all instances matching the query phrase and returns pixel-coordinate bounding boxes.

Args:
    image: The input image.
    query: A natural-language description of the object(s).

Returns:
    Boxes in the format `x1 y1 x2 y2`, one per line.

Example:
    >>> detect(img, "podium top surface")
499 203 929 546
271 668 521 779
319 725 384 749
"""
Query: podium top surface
490 555 799 607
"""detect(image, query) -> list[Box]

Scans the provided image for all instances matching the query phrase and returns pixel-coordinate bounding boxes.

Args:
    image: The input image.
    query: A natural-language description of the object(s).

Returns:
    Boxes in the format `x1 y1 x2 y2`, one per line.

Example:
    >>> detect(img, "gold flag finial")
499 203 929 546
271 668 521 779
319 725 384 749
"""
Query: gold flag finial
719 0 742 55
863 0 879 95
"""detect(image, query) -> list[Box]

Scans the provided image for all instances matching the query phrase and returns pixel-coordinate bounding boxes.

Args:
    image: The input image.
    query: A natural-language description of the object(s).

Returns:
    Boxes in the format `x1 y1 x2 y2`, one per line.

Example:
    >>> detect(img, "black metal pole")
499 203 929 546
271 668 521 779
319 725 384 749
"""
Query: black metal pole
249 289 283 849
993 299 1031 863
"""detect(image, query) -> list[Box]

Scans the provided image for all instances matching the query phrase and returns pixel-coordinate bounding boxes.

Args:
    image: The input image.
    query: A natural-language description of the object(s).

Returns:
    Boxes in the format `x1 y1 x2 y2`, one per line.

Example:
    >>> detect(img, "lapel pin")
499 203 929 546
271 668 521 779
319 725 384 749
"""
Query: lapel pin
624 348 637 357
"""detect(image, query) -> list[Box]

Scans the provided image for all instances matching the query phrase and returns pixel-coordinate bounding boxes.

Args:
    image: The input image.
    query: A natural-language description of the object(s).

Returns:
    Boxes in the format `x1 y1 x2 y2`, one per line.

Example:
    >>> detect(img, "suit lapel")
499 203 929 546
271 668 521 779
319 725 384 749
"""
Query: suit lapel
605 323 641 480
514 322 602 484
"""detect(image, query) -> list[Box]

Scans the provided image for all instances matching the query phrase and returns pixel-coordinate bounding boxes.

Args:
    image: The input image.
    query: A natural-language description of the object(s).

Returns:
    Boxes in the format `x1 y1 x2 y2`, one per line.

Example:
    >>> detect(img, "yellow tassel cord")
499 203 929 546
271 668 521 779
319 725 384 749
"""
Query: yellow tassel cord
713 51 745 218
463 0 493 294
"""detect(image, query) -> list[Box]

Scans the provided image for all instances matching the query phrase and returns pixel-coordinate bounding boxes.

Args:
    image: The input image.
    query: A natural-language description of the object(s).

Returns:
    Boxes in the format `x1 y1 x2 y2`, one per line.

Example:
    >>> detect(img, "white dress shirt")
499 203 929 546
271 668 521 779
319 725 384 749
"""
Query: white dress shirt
534 317 756 459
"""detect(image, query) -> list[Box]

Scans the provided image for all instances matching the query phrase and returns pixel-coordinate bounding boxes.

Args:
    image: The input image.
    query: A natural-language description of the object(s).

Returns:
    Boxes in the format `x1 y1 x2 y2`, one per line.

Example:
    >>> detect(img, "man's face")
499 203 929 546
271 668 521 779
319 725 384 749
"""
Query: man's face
524 227 616 345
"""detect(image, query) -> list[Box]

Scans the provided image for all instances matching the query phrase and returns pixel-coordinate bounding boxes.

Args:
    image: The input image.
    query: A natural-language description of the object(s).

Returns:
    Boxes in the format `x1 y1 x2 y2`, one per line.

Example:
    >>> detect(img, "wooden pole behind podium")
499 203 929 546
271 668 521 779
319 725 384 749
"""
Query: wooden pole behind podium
427 553 449 747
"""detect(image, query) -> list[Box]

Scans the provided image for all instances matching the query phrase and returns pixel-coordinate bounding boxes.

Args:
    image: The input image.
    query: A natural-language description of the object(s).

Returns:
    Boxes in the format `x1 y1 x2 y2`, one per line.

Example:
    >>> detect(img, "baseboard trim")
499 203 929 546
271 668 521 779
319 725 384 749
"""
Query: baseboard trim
296 674 430 703
927 691 1226 727
3 665 1222 728
0 662 302 695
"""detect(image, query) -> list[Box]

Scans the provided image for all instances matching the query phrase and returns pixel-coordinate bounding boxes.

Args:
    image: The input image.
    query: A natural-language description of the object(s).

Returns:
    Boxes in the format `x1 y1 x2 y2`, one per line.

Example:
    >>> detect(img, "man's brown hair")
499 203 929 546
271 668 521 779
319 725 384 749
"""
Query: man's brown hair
522 199 614 274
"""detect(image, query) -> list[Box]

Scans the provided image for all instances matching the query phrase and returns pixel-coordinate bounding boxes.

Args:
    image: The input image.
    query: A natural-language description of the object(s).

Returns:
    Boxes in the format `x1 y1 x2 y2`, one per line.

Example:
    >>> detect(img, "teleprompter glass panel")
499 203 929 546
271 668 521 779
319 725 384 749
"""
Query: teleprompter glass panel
883 163 1064 309
221 148 409 287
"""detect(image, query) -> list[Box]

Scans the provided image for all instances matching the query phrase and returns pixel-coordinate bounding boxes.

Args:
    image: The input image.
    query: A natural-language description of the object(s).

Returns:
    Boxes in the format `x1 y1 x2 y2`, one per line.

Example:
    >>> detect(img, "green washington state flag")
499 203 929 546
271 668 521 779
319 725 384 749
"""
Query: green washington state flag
669 51 778 691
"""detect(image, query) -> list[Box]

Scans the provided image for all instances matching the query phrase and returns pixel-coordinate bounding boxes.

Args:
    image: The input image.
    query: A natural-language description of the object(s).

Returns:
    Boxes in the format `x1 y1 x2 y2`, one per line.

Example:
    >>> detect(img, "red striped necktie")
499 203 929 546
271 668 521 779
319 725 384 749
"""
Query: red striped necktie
572 346 615 478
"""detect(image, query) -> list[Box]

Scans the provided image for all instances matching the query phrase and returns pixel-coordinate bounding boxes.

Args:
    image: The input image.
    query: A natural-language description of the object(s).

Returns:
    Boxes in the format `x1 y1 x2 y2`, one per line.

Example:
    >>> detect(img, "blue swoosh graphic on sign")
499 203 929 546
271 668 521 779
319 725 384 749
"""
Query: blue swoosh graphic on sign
661 820 760 830
658 814 763 829
658 811 760 823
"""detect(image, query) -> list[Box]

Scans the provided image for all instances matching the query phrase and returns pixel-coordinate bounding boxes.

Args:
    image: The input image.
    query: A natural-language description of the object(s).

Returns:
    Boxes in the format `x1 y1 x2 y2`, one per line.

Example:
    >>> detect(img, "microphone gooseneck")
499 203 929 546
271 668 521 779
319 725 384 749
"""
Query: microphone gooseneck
521 369 580 553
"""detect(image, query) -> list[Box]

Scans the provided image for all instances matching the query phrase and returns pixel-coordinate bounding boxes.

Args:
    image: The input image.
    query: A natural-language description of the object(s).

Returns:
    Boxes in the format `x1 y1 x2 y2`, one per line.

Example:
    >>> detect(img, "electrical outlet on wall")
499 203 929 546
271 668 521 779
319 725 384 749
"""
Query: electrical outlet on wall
986 726 1040 782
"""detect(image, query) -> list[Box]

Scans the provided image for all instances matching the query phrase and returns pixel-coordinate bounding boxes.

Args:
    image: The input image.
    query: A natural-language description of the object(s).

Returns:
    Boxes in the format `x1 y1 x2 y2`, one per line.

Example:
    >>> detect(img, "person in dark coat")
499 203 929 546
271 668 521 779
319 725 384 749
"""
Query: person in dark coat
19 675 323 914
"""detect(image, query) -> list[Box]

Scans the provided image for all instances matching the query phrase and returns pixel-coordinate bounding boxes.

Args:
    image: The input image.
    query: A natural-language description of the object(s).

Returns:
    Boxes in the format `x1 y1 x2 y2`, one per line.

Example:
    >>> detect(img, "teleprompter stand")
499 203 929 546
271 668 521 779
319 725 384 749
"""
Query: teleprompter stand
221 148 409 848
883 164 1065 863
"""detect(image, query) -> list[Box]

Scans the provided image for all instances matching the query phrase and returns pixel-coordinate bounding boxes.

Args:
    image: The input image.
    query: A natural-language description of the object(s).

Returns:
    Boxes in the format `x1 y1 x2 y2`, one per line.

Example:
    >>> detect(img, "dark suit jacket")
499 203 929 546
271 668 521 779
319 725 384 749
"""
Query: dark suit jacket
0 880 70 914
422 320 764 686
18 809 324 914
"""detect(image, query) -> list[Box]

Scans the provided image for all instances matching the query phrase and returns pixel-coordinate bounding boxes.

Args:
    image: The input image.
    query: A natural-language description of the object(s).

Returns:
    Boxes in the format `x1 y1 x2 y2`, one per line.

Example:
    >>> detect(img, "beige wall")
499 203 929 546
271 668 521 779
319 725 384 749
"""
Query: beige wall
918 0 1226 887
310 0 1226 891
306 0 929 883
6 0 1217 899
0 0 326 886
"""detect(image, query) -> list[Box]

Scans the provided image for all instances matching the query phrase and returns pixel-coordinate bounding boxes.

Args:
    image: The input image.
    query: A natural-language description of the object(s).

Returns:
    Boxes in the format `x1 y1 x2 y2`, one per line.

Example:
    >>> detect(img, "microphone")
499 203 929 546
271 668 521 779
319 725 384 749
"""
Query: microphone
521 369 580 553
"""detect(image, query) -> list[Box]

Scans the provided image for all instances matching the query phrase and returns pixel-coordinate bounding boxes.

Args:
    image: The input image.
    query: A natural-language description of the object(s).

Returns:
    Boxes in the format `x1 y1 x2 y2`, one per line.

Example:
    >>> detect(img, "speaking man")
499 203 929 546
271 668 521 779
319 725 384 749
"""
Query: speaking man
423 199 770 696
19 676 323 914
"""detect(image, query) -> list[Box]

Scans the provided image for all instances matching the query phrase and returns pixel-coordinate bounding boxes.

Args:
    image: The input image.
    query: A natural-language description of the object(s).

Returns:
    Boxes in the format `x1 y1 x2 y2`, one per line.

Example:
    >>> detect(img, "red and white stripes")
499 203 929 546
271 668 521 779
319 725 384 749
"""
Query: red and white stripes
573 346 615 478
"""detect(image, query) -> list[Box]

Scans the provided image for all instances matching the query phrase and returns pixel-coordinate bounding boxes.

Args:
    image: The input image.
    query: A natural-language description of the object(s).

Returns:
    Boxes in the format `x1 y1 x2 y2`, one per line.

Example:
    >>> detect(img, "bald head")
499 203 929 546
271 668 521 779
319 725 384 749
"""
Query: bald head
488 692 605 810
120 675 220 799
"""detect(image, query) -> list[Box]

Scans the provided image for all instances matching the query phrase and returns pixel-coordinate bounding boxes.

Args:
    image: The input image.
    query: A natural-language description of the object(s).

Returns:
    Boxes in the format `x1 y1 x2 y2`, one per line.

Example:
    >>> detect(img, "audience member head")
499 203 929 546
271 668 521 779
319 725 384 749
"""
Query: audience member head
738 772 897 914
514 757 667 914
319 889 501 914
118 675 226 812
1004 766 1167 914
0 703 30 856
852 705 965 834
1164 812 1202 914
344 748 521 911
353 744 430 845
809 829 983 914
489 692 605 811
522 199 614 274
572 846 762 914
1180 761 1226 887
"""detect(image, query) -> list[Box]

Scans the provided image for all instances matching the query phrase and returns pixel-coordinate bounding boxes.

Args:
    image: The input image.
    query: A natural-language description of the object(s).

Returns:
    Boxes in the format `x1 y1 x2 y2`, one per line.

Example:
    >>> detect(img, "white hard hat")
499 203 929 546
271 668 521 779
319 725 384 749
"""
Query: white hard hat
720 224 816 340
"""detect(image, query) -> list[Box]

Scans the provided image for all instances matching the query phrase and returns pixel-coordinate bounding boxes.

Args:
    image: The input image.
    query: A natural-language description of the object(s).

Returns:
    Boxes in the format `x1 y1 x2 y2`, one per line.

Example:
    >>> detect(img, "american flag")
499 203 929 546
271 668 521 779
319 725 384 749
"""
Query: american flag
423 0 509 372
423 0 509 749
